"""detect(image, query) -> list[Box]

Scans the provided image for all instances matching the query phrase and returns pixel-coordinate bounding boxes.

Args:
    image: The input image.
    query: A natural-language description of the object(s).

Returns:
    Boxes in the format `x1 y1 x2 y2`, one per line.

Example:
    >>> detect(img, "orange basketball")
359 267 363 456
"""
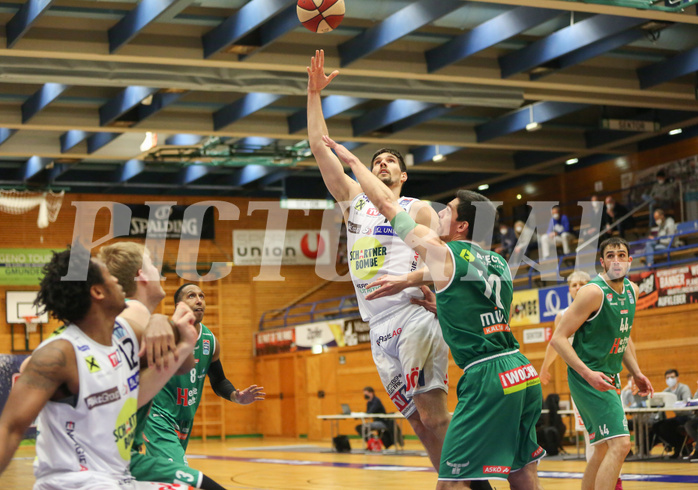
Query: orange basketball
297 0 345 33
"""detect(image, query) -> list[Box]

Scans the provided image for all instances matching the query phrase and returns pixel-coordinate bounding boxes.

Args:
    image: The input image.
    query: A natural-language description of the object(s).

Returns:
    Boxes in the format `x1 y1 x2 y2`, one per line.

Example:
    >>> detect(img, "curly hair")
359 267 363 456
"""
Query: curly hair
35 246 105 324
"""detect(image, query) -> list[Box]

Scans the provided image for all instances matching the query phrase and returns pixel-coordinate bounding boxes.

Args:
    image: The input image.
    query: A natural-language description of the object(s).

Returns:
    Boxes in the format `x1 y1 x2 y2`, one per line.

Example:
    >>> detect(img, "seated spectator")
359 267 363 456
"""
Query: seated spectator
354 386 392 447
494 222 517 259
621 373 647 408
540 205 574 259
579 194 605 242
509 220 537 264
683 380 698 462
643 209 677 266
644 170 677 226
602 195 636 238
651 369 694 458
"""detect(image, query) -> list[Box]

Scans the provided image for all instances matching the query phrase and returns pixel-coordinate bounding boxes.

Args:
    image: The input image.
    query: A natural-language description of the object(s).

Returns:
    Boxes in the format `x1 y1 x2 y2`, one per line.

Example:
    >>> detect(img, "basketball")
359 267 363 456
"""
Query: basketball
297 0 345 33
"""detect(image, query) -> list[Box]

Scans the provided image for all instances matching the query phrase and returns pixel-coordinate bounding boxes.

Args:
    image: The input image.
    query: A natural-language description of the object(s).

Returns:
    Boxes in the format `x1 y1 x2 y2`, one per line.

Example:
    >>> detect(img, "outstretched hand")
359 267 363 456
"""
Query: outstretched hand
234 385 266 405
307 49 338 93
365 274 410 300
322 135 361 168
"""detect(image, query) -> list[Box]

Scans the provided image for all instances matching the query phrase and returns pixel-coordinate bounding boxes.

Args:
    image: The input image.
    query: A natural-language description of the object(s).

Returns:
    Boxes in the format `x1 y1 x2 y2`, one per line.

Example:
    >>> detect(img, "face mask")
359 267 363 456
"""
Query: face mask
607 204 614 210
666 377 677 388
515 226 523 233
364 394 370 400
552 213 560 220
500 228 507 235
656 219 663 226
658 179 665 185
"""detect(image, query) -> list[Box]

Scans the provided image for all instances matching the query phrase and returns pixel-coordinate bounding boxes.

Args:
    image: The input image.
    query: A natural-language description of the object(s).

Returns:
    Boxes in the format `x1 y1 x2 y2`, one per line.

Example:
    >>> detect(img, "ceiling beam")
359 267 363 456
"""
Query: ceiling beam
240 4 298 61
20 156 52 181
426 6 560 73
338 0 463 67
178 164 213 185
229 164 275 186
0 128 16 146
6 0 54 49
476 102 589 142
108 0 196 53
411 144 462 165
99 86 159 127
202 0 294 59
637 45 698 89
352 100 438 136
498 15 647 78
165 134 203 146
114 159 146 183
136 91 188 123
22 83 69 123
60 130 90 153
213 92 284 131
87 132 121 154
288 95 367 134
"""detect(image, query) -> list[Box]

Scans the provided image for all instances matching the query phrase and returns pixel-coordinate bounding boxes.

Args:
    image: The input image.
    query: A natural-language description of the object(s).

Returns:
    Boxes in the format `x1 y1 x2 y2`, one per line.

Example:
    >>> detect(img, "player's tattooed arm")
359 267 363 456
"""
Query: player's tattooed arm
0 340 75 474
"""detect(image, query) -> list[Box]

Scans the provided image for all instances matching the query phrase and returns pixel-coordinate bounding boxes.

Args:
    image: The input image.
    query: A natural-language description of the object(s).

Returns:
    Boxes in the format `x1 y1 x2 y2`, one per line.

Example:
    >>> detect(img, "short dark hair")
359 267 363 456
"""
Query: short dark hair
371 148 407 173
665 369 679 377
174 283 198 303
363 386 375 393
552 205 561 211
599 236 629 256
36 246 105 324
656 170 666 178
455 190 497 242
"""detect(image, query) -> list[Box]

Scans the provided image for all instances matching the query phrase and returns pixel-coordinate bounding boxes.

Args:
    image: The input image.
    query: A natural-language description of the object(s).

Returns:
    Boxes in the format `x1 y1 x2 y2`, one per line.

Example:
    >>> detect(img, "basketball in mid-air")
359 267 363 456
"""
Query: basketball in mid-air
297 0 345 33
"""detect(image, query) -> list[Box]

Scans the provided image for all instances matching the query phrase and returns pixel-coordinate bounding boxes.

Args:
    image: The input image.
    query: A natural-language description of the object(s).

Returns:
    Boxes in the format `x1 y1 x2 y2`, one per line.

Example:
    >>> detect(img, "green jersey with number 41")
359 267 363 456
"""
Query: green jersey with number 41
147 324 216 446
435 241 518 369
572 276 635 375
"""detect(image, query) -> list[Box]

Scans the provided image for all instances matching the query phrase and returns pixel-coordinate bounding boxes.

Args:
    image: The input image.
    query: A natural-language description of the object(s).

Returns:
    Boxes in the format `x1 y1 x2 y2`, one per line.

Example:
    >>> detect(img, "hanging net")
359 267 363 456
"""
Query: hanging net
0 189 65 228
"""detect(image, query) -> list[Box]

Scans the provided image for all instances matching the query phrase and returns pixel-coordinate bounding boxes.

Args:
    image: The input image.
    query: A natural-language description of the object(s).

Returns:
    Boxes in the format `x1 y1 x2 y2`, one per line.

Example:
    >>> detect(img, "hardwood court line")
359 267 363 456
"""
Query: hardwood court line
190 454 698 483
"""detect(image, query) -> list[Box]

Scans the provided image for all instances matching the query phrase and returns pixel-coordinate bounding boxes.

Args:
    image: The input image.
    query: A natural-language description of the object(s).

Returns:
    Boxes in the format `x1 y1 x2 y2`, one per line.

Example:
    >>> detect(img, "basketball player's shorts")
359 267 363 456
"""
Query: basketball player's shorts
33 471 193 489
370 304 448 418
438 350 545 482
130 448 203 488
142 413 189 466
568 368 628 445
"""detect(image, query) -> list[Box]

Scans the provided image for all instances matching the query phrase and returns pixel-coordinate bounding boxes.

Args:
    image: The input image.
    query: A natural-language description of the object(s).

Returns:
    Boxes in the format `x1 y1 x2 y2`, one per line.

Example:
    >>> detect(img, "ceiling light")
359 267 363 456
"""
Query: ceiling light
141 95 153 106
566 158 579 165
525 105 541 132
140 132 157 152
432 145 445 162
516 194 522 200
478 184 489 191
669 128 682 136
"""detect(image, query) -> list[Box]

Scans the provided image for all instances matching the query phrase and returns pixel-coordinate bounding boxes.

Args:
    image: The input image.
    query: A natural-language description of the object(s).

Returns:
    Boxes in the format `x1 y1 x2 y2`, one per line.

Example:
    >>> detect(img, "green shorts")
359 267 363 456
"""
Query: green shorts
130 449 202 488
568 368 628 445
142 413 189 466
438 351 545 482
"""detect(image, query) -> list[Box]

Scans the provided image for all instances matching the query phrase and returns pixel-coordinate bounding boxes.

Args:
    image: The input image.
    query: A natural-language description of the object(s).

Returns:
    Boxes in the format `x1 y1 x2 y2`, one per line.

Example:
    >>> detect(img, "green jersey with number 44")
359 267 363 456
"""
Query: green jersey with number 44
148 324 216 444
572 276 635 375
436 241 518 369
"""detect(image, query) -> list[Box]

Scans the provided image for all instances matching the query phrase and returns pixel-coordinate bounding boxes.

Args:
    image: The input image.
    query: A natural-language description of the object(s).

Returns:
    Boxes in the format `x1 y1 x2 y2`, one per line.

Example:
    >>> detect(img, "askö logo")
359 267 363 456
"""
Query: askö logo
300 233 325 259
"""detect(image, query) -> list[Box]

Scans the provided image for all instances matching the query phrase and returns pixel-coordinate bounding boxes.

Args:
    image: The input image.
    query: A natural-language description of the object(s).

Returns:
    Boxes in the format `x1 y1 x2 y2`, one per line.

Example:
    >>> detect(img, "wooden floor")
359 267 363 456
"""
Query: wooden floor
5 438 698 489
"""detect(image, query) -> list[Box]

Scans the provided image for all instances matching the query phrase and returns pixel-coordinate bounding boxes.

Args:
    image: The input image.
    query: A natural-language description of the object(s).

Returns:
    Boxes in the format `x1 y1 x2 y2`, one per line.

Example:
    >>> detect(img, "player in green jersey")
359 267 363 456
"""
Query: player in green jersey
551 236 653 490
142 284 265 472
99 243 230 490
323 135 543 489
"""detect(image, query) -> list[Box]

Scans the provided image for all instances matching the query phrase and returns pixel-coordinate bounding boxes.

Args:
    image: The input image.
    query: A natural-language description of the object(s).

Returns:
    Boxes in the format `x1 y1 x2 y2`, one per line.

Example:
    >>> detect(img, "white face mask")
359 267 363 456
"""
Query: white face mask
607 203 614 210
666 377 677 388
658 179 665 185
656 219 663 226
515 226 523 233
500 228 507 235
552 213 560 220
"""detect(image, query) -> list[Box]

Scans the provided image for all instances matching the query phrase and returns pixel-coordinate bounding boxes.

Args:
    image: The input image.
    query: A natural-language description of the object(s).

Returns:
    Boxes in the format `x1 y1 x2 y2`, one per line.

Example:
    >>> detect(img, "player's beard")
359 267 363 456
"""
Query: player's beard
377 173 395 187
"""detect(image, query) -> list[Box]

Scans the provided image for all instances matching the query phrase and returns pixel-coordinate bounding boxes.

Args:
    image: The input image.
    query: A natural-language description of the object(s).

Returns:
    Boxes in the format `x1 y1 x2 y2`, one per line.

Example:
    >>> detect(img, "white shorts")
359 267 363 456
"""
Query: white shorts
34 473 191 490
369 304 449 418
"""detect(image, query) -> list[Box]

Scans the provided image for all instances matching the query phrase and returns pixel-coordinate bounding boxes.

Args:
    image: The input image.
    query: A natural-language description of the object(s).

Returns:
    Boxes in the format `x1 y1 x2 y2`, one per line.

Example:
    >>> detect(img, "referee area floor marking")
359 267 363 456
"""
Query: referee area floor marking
189 454 698 483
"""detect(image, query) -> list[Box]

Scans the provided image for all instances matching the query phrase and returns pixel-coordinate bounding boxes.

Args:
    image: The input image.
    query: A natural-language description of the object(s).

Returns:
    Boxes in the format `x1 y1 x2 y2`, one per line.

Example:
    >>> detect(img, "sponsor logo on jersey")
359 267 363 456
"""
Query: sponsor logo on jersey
65 421 88 469
113 325 126 339
628 293 635 304
203 339 210 355
347 220 361 234
350 237 388 280
609 336 629 354
446 460 469 475
176 387 199 407
114 398 138 460
589 431 596 441
366 207 380 217
362 226 373 235
606 293 613 302
620 309 628 315
77 344 90 352
85 387 121 410
405 367 425 392
84 355 101 373
376 328 402 346
483 466 510 475
459 248 475 262
480 309 509 335
386 375 403 396
398 198 413 207
532 446 545 458
354 198 367 211
498 363 540 395
390 385 412 413
108 351 121 367
127 373 139 391
374 225 396 236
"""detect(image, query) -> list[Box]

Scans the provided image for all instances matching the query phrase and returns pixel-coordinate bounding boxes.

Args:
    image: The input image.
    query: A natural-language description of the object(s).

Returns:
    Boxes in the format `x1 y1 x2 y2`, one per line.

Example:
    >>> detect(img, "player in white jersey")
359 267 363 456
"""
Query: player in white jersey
0 246 197 489
308 49 456 474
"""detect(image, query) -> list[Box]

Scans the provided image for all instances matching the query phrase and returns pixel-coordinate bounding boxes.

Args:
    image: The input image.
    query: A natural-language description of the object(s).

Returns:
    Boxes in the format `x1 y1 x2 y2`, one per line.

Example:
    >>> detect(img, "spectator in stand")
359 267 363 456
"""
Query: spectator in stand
579 195 605 242
355 387 392 447
652 369 693 459
683 380 698 462
643 209 677 267
602 196 635 238
494 222 518 260
510 220 537 262
540 205 575 259
644 170 677 226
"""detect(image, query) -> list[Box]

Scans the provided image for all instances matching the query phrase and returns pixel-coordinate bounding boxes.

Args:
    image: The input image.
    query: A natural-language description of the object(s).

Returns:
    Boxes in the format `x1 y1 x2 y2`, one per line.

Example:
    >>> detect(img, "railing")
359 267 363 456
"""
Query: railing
258 294 359 331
